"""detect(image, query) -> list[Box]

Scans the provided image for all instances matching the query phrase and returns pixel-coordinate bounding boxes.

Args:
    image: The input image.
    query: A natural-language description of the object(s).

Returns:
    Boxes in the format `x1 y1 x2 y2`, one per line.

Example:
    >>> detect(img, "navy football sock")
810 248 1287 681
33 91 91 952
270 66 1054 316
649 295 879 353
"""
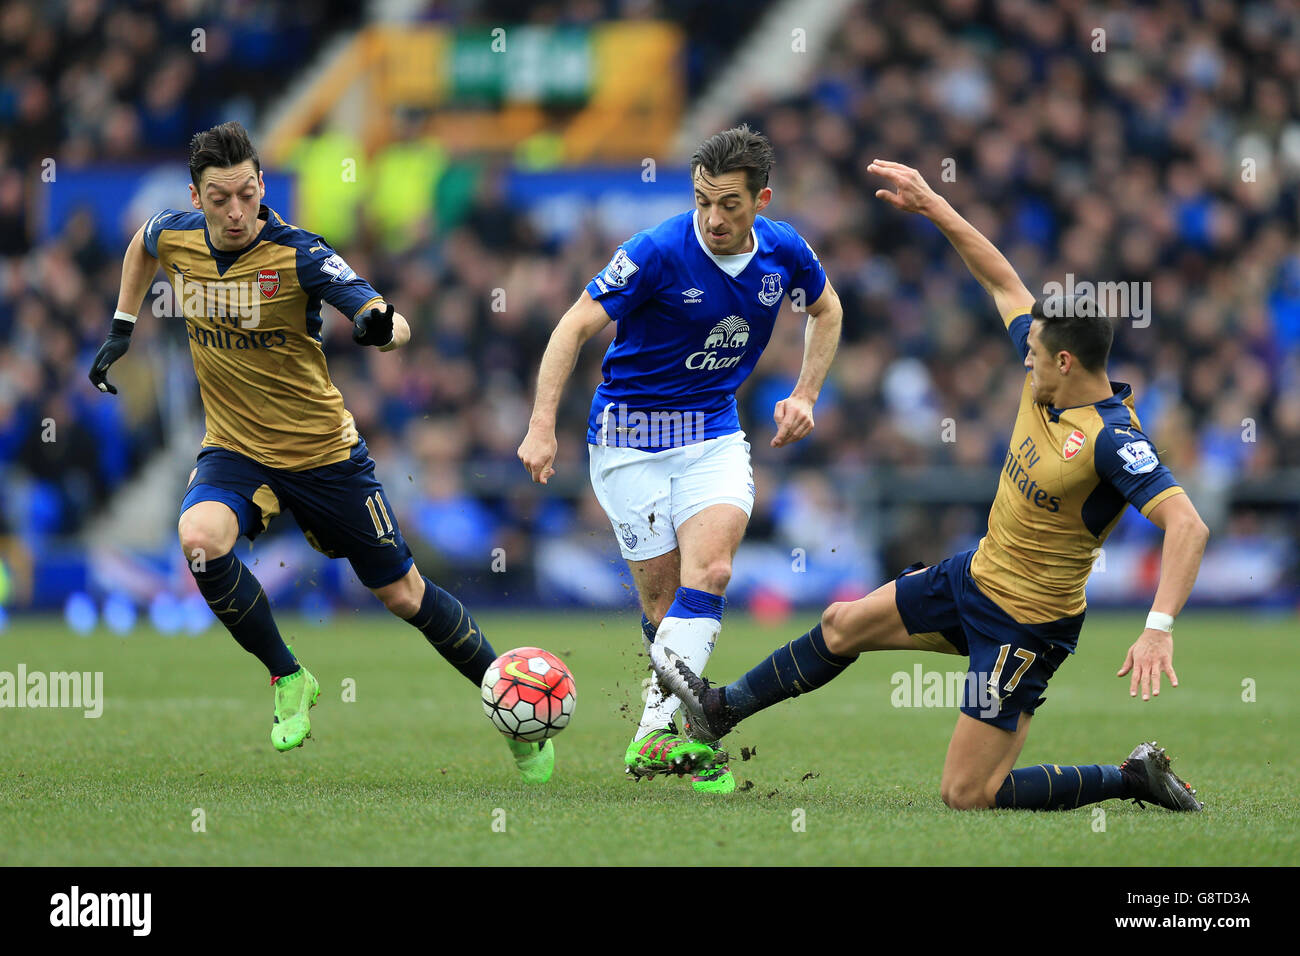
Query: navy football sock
407 577 498 686
190 550 297 678
641 614 657 644
994 763 1128 810
723 623 855 721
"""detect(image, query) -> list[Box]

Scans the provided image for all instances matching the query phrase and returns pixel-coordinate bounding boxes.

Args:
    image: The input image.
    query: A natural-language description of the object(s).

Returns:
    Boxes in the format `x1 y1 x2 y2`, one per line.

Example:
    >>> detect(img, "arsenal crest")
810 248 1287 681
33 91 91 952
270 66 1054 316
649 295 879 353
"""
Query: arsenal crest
258 269 279 298
1062 429 1086 459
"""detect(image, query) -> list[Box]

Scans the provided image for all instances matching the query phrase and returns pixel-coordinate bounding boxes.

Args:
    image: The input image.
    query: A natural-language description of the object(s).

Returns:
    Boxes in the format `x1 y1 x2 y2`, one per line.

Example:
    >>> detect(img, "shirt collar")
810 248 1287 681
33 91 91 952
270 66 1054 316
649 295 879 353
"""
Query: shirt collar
1047 381 1132 421
692 210 757 278
205 204 273 265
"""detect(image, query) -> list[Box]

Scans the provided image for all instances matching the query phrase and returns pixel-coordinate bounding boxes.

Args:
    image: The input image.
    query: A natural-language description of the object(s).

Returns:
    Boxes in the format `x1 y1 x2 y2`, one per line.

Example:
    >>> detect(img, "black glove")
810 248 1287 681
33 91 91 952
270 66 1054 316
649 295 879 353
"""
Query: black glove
88 318 136 395
353 302 395 348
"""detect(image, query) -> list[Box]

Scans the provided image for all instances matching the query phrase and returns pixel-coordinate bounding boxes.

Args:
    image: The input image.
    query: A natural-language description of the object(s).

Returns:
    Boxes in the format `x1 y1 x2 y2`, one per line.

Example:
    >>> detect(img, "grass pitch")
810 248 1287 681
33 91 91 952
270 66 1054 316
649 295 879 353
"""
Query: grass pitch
1 610 1296 866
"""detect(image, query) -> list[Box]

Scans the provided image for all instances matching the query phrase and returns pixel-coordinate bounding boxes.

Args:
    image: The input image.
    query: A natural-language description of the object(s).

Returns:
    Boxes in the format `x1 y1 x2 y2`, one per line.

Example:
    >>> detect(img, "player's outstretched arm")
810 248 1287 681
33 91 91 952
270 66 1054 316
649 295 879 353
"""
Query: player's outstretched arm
89 224 158 395
772 279 842 448
1117 493 1209 701
517 290 611 484
868 159 1035 319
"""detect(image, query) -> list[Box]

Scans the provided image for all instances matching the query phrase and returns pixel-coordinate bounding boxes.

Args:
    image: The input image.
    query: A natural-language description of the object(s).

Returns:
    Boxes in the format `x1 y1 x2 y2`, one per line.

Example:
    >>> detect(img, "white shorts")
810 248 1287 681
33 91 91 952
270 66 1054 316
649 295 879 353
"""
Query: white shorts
588 431 755 561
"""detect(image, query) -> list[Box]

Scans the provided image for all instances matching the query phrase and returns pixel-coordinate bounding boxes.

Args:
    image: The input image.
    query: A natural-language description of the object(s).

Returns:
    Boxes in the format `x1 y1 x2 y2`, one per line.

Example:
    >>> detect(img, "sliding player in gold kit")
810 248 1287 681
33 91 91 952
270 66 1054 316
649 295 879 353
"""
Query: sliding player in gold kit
652 160 1209 812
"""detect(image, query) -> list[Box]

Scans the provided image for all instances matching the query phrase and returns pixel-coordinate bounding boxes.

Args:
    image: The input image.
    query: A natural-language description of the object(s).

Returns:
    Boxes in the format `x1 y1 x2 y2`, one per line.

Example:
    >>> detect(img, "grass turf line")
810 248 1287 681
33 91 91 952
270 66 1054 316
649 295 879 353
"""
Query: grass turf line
0 611 1296 866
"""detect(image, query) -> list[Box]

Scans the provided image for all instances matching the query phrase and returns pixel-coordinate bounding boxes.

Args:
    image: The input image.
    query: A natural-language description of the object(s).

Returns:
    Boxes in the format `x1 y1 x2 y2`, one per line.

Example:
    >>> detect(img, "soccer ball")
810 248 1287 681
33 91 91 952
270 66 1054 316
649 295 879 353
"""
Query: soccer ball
481 647 576 741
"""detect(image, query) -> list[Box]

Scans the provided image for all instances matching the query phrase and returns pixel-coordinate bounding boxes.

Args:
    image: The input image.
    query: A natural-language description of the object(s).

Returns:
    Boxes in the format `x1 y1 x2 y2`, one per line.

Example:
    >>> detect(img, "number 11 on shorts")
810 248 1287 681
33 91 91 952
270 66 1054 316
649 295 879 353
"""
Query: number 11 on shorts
365 492 393 538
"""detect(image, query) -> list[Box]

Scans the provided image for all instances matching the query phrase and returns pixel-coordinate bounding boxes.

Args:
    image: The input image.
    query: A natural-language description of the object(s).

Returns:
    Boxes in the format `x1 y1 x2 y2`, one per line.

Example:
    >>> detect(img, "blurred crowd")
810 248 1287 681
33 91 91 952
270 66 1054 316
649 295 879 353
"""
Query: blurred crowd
732 0 1300 567
2 0 1298 594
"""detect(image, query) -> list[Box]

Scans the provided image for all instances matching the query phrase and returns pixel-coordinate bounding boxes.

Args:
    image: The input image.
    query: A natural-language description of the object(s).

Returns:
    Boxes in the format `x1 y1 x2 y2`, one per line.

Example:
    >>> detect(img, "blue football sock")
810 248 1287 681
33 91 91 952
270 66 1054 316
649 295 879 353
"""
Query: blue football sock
641 614 657 644
407 577 498 686
994 763 1128 810
655 587 724 662
664 586 725 622
723 623 855 721
190 550 297 678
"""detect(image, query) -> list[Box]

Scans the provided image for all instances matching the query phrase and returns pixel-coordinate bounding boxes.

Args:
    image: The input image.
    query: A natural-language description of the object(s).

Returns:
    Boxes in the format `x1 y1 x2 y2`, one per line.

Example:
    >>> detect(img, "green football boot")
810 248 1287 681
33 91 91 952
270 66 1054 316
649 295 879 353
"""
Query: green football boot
271 665 320 752
507 737 555 784
684 716 735 794
624 725 717 779
690 761 736 794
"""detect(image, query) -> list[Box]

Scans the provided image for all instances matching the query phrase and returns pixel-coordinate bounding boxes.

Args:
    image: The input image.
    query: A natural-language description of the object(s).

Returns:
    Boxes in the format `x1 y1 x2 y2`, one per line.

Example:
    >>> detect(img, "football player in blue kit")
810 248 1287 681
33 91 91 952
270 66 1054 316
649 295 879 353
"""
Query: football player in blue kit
518 126 843 793
653 160 1208 813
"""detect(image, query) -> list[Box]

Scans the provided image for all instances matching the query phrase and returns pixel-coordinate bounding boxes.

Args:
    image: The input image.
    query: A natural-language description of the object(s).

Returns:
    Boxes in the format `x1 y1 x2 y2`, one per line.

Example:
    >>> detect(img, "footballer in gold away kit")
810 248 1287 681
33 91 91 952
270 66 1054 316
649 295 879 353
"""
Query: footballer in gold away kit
89 122 553 783
651 160 1209 813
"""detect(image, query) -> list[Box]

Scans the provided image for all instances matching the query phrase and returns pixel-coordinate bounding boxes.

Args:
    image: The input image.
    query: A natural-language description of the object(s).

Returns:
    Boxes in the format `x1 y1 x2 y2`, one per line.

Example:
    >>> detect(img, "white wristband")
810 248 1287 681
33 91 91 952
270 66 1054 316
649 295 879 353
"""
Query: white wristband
113 310 138 324
1145 611 1174 633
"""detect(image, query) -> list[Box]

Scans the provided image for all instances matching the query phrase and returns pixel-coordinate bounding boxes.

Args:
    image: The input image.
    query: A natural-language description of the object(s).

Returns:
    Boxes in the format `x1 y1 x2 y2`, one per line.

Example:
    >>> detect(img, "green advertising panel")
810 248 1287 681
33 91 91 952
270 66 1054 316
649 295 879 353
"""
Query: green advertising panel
450 26 592 105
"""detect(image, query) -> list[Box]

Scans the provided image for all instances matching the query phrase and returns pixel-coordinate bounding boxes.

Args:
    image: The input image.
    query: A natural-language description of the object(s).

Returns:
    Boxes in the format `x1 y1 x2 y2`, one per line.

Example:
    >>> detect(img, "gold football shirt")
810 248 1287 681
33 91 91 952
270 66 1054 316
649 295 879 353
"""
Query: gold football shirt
969 310 1184 624
144 204 382 470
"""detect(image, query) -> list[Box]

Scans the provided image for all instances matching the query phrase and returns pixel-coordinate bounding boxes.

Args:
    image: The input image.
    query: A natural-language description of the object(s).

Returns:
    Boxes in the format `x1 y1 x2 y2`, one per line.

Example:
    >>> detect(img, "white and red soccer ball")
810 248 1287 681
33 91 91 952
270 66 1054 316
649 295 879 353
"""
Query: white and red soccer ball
481 647 576 741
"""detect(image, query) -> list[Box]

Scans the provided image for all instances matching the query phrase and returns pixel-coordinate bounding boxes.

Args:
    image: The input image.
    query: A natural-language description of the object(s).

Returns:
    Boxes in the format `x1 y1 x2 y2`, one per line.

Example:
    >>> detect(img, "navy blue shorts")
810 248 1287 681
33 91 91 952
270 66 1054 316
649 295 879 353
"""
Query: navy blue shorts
893 550 1080 731
180 438 414 590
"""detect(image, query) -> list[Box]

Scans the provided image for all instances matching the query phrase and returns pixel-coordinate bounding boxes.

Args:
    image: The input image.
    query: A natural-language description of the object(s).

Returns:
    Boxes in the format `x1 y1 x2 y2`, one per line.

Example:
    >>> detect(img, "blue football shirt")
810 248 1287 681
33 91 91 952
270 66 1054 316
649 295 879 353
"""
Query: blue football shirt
585 210 827 450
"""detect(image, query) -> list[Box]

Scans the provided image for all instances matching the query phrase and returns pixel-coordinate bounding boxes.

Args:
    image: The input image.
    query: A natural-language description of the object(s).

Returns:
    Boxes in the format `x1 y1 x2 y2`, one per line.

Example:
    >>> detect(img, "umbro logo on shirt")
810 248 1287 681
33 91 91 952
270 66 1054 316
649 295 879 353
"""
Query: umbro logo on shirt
681 288 704 303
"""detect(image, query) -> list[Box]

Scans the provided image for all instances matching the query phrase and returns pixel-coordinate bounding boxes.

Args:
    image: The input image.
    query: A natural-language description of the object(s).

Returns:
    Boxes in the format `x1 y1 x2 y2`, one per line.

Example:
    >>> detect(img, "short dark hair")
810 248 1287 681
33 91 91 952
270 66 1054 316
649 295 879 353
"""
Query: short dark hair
189 121 260 189
1031 294 1114 373
690 124 774 197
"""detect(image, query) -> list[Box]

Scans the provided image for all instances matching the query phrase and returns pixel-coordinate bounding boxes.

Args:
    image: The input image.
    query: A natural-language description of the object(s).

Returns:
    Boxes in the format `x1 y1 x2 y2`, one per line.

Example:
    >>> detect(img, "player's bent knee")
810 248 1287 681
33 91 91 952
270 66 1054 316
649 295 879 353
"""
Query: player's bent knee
378 587 422 619
373 573 423 619
383 594 422 619
821 602 858 656
696 559 732 594
177 511 236 566
821 597 887 655
941 781 996 811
